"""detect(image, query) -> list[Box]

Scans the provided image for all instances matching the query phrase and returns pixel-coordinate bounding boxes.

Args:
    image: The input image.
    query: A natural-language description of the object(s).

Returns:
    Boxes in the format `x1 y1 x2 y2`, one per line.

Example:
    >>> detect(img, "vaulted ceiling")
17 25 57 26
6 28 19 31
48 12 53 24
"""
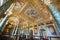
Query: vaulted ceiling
7 0 60 27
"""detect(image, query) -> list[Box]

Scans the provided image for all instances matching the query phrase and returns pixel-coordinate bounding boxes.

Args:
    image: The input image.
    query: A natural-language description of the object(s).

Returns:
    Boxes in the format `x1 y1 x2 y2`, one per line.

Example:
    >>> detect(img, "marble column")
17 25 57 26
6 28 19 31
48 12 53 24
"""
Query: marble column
48 4 60 35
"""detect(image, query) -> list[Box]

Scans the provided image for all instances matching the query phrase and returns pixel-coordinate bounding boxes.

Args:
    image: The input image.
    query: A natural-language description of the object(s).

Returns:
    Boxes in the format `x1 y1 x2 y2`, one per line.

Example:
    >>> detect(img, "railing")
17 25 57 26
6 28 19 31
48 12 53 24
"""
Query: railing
0 0 13 18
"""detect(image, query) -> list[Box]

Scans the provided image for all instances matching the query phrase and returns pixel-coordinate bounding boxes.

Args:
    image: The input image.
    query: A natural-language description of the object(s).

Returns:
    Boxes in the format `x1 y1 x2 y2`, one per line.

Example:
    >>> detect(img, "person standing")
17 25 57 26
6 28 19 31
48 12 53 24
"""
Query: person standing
30 30 34 40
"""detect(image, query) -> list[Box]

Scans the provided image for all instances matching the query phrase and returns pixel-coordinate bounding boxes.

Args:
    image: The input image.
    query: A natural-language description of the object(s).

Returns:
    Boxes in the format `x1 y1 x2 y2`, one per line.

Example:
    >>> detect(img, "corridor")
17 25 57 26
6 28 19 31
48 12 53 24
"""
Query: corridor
0 0 60 40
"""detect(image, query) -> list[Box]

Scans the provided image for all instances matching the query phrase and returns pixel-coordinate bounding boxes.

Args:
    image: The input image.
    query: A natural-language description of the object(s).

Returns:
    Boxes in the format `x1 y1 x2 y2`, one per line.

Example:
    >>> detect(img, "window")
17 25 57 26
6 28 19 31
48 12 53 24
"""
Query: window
0 0 3 6
0 0 9 7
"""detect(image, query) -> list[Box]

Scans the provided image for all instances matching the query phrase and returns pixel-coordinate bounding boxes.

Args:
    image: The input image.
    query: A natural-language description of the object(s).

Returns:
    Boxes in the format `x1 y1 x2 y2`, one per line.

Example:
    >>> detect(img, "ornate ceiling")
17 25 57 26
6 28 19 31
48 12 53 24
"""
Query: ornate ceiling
6 0 60 28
